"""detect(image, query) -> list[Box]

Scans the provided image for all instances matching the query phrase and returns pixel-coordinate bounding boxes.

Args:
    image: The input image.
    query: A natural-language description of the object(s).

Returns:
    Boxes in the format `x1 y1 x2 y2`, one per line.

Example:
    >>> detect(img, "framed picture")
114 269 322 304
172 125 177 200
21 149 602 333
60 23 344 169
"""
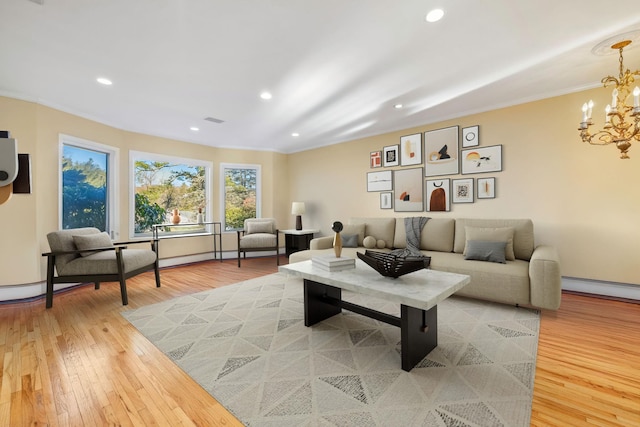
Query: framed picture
383 144 399 167
370 151 382 168
380 192 393 209
394 167 424 212
424 126 459 177
462 125 479 147
399 133 422 166
461 145 503 174
426 179 450 212
367 170 392 192
452 178 474 203
477 177 496 199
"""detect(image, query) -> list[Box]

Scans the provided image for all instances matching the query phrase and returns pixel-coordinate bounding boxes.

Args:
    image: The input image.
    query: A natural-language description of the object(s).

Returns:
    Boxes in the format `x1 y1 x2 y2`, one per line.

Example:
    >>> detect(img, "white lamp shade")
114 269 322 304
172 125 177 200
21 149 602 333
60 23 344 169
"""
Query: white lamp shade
291 202 306 215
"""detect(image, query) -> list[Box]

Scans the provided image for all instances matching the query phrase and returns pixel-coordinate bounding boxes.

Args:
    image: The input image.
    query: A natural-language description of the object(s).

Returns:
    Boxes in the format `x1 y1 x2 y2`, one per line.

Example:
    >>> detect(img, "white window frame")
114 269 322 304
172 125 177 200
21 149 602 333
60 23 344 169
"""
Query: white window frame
220 163 262 232
129 150 213 239
59 134 119 238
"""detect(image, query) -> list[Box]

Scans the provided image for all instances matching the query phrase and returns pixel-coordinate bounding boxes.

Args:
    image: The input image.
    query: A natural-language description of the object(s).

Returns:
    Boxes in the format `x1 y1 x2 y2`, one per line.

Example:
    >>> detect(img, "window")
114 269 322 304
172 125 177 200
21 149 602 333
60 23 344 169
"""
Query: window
60 135 118 235
130 151 212 237
220 163 261 231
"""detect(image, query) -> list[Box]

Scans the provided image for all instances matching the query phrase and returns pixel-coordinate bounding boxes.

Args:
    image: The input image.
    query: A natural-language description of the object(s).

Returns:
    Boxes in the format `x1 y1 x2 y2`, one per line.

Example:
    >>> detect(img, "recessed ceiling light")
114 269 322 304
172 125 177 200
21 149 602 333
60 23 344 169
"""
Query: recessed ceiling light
190 127 199 131
394 104 403 109
292 133 300 137
260 92 272 100
425 8 444 22
96 77 112 85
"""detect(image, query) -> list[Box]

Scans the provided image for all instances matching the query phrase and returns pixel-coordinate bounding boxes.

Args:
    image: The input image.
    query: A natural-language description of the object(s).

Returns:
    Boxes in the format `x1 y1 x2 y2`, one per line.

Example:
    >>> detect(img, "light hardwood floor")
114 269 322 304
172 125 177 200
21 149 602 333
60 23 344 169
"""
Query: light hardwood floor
1 256 639 426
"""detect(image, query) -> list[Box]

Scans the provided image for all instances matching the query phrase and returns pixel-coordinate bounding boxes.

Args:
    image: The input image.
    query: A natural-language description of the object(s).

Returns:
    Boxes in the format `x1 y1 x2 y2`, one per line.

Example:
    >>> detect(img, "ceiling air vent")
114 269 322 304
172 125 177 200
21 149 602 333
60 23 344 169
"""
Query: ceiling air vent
204 117 225 124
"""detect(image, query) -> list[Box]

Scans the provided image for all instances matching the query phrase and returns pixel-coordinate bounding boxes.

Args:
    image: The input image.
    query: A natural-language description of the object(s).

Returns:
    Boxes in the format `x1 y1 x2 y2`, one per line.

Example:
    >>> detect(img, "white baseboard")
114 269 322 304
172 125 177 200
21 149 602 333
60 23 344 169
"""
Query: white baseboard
0 250 282 304
562 277 640 301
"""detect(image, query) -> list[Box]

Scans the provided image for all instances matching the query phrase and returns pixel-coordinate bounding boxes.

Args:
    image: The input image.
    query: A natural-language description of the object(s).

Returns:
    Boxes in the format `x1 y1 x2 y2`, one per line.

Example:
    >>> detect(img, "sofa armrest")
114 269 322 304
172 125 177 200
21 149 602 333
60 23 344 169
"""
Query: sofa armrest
529 245 562 310
310 236 334 250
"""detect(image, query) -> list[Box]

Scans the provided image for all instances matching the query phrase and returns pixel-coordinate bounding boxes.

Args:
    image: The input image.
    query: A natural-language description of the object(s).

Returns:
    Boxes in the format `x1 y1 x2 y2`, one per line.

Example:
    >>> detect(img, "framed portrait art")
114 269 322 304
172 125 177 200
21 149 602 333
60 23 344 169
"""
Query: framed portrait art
424 126 459 177
370 151 382 168
399 133 422 166
461 145 502 174
380 192 393 209
383 145 399 167
452 178 474 203
367 170 392 192
426 179 450 212
394 167 423 212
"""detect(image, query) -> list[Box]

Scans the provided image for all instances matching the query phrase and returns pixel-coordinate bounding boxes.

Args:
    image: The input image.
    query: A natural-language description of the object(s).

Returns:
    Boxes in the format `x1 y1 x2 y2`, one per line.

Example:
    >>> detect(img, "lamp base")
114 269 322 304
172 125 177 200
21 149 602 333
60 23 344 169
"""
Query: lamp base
295 215 302 230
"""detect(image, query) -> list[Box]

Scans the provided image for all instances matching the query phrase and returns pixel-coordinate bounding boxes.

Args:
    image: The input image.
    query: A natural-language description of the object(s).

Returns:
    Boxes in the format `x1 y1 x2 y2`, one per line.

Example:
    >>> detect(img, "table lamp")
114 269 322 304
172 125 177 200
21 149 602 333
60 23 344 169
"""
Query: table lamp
291 202 305 230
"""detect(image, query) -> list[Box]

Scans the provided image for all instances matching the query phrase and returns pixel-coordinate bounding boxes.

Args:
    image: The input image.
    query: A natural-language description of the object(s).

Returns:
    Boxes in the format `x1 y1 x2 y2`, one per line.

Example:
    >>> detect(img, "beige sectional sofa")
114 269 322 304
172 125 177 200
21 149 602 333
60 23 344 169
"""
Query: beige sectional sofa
288 217 562 310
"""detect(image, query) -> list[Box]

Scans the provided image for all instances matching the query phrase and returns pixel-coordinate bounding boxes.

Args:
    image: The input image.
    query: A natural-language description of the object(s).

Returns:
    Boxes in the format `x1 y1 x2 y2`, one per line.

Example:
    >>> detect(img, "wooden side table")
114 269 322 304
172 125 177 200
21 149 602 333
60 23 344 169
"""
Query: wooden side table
281 229 320 257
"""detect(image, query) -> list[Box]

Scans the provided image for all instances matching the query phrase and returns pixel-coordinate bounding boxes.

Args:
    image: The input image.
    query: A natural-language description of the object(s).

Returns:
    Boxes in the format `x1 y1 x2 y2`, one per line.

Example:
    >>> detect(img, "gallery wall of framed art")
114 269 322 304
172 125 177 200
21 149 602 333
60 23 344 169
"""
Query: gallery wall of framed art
365 122 501 211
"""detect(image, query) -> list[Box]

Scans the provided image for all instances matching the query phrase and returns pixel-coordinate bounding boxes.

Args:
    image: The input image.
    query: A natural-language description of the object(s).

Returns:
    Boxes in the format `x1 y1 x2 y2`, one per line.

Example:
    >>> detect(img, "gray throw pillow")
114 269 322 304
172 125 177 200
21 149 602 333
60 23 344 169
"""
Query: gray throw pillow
464 240 507 264
342 233 358 248
73 232 114 257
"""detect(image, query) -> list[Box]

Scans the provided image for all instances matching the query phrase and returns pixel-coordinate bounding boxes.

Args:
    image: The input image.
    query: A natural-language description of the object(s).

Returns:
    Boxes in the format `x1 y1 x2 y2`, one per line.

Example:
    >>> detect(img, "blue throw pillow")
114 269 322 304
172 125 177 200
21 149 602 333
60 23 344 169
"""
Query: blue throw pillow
464 240 507 264
342 233 358 248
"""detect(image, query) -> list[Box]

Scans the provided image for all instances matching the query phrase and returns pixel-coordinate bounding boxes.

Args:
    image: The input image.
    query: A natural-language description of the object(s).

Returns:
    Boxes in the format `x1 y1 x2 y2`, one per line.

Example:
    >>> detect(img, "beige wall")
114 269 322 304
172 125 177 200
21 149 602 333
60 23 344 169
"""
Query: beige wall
0 96 289 286
288 88 640 286
2 86 639 289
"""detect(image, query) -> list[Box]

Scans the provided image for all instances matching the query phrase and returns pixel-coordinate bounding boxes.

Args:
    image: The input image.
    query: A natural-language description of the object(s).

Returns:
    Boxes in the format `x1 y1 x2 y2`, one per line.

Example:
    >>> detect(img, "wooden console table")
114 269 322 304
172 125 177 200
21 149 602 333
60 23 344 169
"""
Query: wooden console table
152 222 223 262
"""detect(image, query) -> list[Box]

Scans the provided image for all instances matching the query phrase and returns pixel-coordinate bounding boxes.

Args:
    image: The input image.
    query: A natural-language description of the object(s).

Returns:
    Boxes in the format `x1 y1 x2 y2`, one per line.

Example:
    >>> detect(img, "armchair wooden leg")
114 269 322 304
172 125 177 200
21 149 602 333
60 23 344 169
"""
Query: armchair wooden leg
119 278 128 305
95 282 100 290
46 257 55 309
154 262 161 288
238 249 241 267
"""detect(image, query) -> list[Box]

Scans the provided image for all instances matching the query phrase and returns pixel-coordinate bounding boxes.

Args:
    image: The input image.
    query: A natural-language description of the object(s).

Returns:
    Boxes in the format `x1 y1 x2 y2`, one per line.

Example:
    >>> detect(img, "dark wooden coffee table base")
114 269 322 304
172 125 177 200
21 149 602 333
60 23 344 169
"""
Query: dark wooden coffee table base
303 279 437 372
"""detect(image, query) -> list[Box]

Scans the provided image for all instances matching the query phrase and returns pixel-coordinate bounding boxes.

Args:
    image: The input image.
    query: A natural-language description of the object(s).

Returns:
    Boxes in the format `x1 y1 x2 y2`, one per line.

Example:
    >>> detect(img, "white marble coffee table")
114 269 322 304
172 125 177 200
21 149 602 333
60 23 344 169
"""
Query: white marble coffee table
279 259 470 371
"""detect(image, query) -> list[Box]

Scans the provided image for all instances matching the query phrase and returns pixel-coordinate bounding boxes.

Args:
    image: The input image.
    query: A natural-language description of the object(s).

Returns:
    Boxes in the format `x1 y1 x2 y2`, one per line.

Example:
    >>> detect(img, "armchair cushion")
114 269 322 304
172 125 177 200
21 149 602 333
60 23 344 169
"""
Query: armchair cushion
60 249 158 276
246 221 274 234
73 232 113 257
239 233 277 249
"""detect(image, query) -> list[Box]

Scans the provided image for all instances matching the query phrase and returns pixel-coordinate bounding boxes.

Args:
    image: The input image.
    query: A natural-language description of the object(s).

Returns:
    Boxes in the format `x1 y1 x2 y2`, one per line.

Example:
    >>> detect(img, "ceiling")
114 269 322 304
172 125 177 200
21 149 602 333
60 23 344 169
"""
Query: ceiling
2 1 640 154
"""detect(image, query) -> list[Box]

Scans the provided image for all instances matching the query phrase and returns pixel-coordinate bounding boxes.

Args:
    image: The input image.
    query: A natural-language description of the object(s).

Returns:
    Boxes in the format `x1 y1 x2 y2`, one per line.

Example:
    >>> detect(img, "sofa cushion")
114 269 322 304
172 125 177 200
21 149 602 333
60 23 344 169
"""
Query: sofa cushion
454 218 534 260
464 240 507 263
424 251 531 306
73 232 113 257
463 226 515 261
394 217 455 252
350 217 396 248
342 224 365 245
342 233 358 248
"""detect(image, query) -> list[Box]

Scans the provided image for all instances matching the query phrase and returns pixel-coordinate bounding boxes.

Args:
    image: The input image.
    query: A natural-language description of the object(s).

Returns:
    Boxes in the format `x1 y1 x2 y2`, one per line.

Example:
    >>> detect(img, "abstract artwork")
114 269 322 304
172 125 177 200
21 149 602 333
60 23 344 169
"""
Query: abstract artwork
393 167 423 212
424 126 459 177
383 144 399 167
426 178 450 212
399 133 422 166
370 150 382 168
462 125 480 147
380 192 392 209
367 170 392 192
477 177 496 199
452 178 474 203
461 145 502 174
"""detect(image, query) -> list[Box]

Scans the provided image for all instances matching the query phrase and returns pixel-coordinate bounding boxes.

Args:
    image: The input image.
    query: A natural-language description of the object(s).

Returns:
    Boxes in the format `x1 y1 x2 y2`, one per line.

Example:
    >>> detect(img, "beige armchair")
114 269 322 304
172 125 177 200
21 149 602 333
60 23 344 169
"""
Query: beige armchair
237 218 280 267
42 227 160 308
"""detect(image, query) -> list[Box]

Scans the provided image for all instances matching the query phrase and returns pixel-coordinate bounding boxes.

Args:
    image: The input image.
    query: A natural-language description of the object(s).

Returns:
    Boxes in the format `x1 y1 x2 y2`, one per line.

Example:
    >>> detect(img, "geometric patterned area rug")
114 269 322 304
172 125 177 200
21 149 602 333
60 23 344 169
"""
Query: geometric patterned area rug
121 273 540 427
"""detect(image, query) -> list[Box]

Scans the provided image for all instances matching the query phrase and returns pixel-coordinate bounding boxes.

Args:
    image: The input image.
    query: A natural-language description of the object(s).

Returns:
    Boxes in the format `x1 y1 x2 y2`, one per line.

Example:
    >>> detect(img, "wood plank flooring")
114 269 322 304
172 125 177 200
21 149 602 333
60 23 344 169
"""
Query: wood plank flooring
1 256 639 426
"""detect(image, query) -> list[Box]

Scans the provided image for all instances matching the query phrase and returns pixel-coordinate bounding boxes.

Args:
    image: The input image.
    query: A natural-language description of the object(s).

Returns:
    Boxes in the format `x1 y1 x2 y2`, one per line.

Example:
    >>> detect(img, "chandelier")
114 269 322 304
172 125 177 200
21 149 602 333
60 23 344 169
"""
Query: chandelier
578 39 640 159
